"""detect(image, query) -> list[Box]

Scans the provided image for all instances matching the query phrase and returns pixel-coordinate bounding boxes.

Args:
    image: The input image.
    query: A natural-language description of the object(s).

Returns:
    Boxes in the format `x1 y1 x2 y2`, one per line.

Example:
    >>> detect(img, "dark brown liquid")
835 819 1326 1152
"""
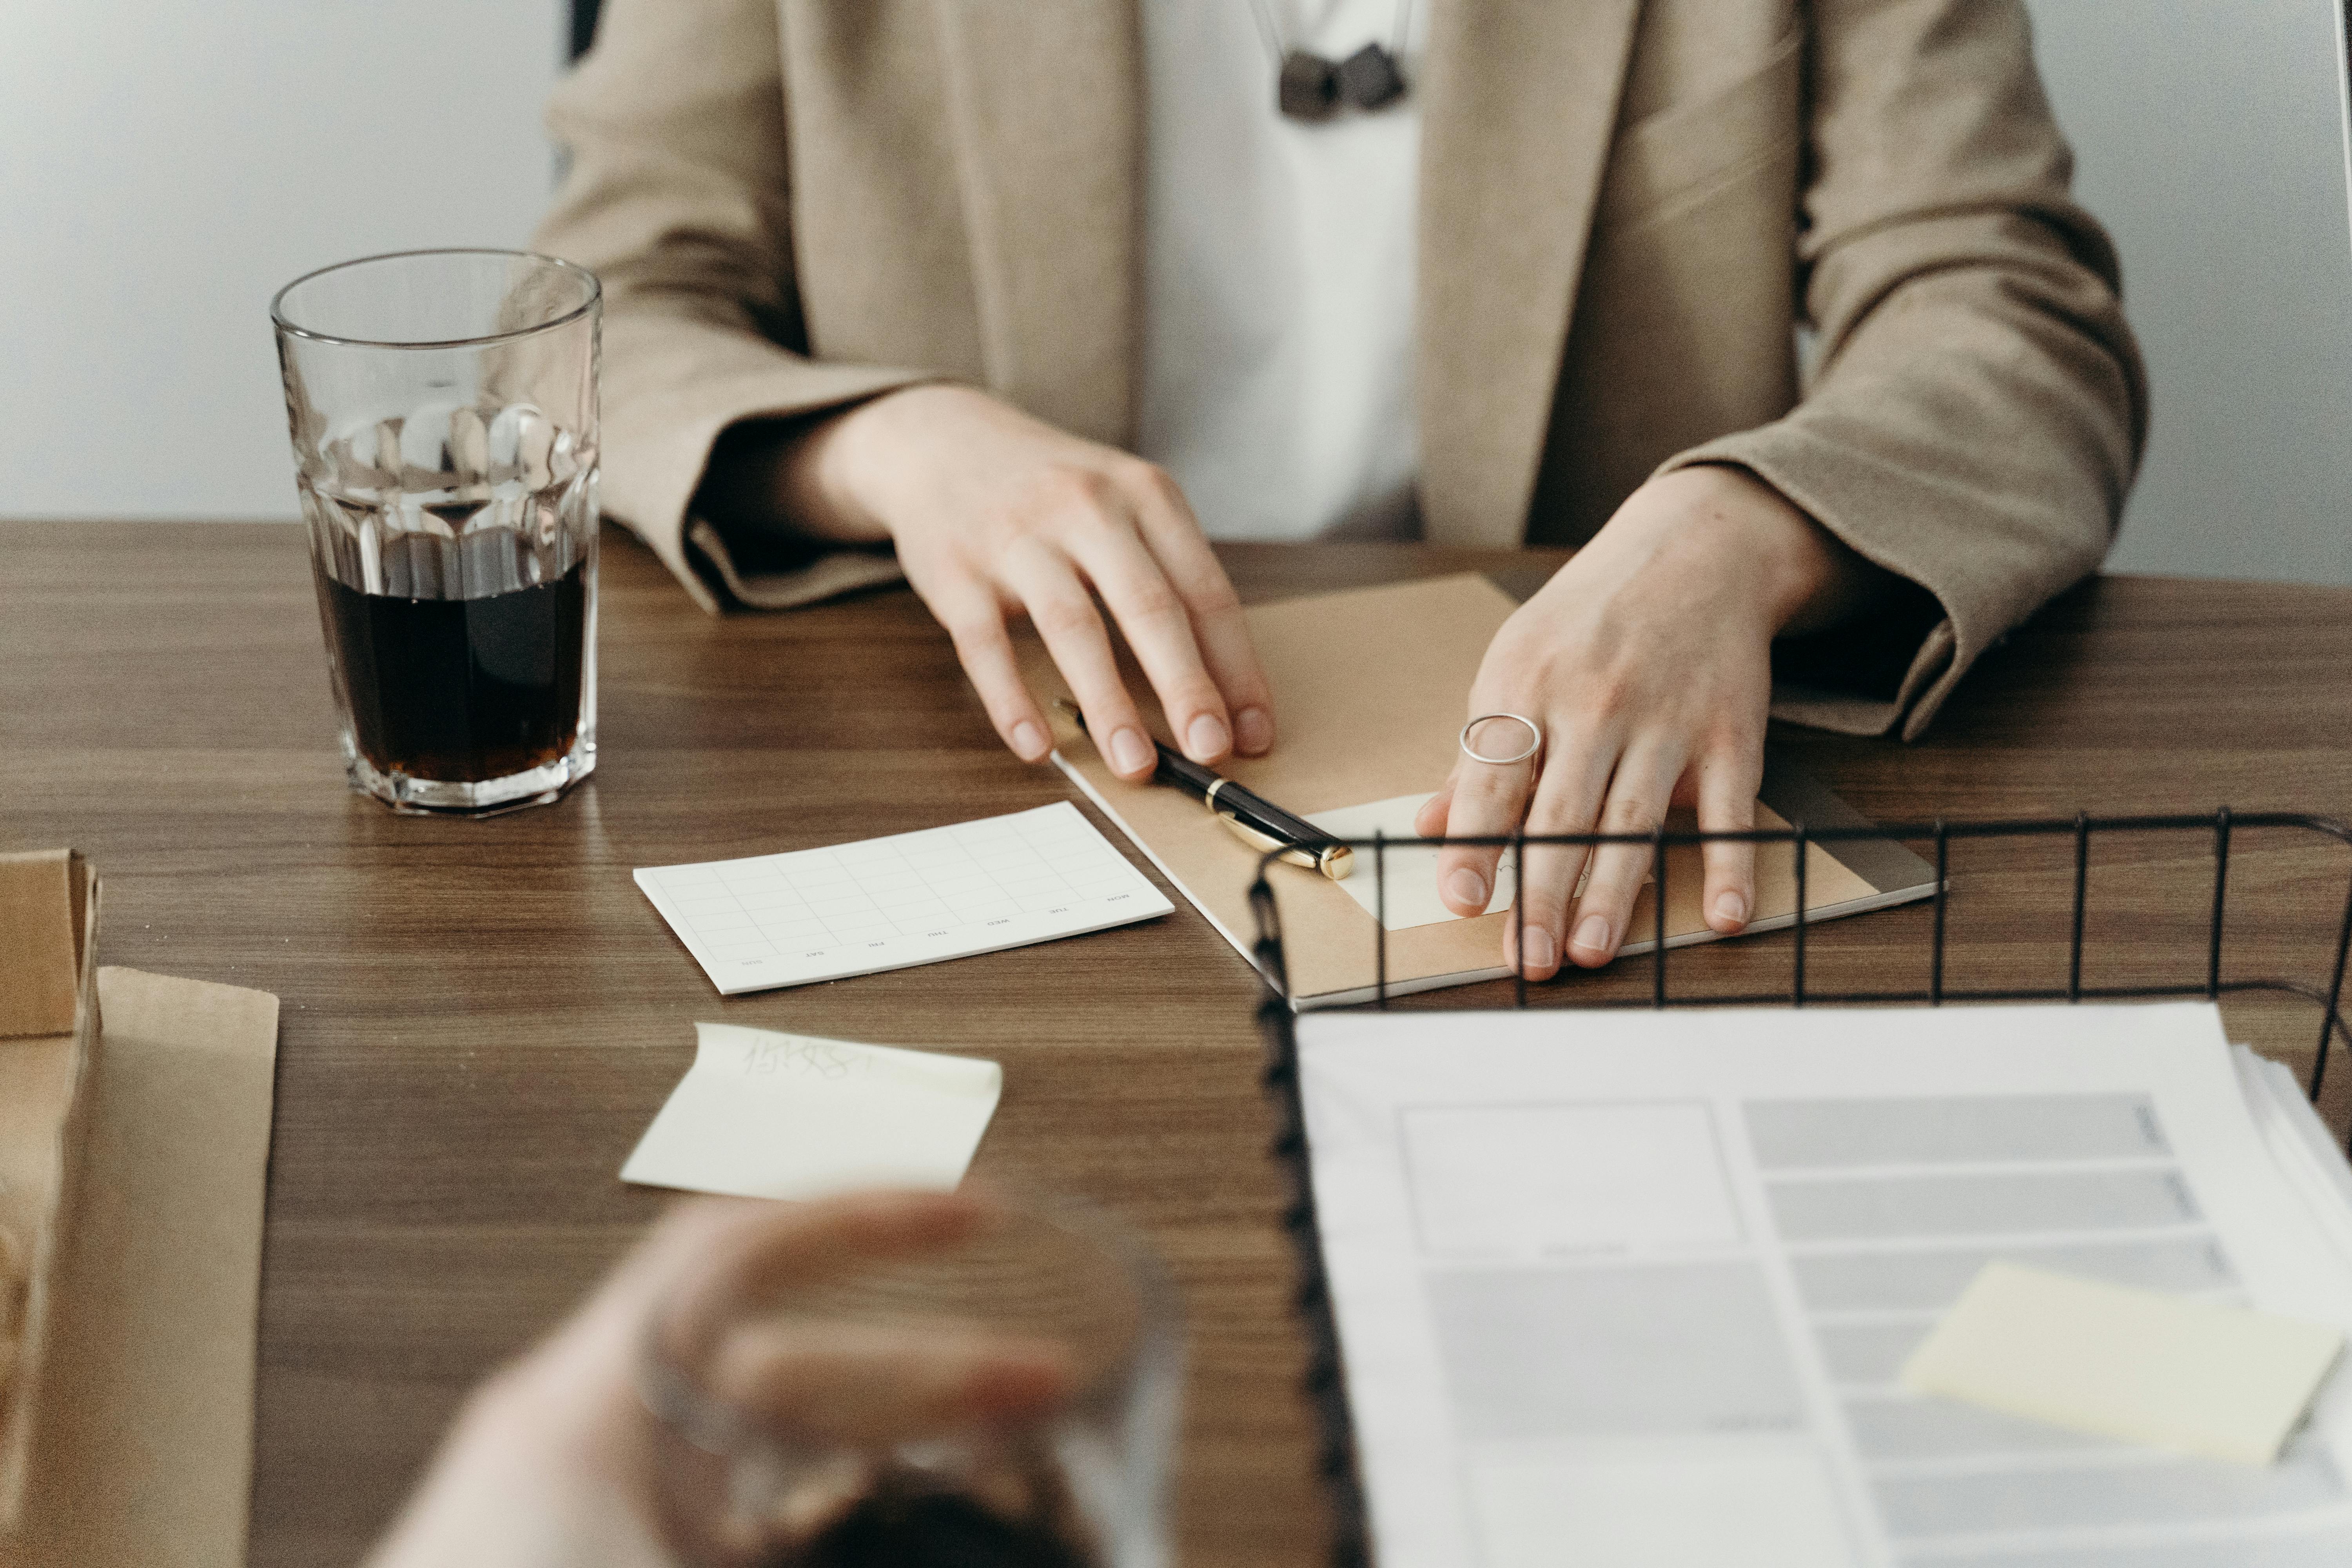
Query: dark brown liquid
775 1492 1091 1568
321 562 586 783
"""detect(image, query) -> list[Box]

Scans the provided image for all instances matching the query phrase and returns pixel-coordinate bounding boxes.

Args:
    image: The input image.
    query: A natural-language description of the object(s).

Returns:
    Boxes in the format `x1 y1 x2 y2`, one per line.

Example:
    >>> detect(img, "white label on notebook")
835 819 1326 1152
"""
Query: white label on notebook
621 1023 1000 1200
1307 794 1517 930
1306 792 1646 932
635 802 1172 995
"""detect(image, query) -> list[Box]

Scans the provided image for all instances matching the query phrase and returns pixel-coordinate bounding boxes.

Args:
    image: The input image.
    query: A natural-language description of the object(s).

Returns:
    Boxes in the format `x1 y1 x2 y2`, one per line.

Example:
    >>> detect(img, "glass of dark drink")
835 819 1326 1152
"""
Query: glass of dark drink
640 1196 1182 1568
271 249 600 815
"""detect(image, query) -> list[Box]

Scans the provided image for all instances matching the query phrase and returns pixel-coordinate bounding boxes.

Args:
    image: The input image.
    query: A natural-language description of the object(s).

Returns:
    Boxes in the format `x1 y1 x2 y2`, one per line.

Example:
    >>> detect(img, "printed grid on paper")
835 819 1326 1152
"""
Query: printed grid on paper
640 804 1152 967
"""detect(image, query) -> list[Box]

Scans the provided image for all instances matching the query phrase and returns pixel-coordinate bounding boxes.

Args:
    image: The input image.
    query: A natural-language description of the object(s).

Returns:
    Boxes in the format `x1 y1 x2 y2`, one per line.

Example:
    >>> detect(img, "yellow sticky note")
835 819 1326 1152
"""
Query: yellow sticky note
1901 1262 2343 1465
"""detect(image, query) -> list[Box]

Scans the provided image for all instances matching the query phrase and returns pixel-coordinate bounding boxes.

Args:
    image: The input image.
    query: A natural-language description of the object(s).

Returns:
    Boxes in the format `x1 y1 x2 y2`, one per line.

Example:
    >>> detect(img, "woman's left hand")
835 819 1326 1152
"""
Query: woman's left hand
1418 465 1889 978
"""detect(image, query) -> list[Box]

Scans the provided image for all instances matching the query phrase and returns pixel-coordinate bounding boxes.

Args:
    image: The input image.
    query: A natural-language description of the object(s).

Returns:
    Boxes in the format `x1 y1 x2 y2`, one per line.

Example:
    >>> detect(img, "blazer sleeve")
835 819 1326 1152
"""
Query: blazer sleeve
533 0 920 612
1657 0 2148 739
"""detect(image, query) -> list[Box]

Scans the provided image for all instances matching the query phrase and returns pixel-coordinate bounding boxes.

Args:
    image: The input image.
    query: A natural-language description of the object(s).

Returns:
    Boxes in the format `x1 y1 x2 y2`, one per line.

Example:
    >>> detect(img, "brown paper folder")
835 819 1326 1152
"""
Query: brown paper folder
0 852 83 1042
1 967 278 1568
1040 574 1935 1007
0 850 98 1529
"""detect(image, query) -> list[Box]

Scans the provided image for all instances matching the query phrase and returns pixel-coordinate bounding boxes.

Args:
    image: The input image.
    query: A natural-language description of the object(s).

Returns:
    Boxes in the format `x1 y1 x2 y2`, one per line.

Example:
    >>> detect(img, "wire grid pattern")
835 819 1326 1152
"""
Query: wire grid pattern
1251 810 2352 1086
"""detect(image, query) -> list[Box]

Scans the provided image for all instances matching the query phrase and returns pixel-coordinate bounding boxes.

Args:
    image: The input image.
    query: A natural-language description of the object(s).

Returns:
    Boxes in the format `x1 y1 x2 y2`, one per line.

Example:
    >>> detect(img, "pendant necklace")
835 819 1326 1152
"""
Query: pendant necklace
1245 0 1416 122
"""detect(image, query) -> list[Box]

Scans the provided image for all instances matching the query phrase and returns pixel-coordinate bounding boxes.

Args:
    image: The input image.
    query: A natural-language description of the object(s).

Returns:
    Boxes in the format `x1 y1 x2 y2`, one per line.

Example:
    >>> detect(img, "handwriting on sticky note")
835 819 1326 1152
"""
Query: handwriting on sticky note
737 1034 869 1080
621 1023 1002 1202
1901 1261 2345 1465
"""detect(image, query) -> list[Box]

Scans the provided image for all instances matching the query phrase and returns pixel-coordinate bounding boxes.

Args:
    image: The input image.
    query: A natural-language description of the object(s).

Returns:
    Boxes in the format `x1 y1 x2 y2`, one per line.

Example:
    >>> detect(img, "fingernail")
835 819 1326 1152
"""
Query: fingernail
1012 720 1047 760
1236 707 1274 754
1445 868 1488 911
1521 926 1556 971
1186 713 1231 760
1714 890 1748 926
1110 727 1155 775
1574 915 1612 956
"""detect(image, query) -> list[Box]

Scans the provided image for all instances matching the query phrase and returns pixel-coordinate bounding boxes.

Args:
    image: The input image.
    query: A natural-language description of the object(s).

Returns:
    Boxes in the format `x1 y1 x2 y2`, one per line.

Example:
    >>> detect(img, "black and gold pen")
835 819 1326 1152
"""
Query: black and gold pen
1053 700 1354 880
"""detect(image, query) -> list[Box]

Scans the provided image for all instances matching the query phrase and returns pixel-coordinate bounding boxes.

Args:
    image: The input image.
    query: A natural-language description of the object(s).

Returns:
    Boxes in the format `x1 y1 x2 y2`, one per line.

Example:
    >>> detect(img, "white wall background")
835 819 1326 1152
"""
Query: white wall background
0 1 561 520
2027 0 2352 586
2 0 2348 586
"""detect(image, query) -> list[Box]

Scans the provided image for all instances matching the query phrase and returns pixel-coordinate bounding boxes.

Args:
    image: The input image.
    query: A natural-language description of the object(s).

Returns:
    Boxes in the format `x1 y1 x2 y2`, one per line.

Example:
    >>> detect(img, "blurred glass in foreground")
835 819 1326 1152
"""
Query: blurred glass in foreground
640 1196 1182 1568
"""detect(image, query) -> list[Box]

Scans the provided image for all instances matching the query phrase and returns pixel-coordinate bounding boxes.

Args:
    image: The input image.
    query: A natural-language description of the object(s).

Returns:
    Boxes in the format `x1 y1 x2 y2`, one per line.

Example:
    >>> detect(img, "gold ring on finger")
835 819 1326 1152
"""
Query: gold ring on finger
1459 712 1543 766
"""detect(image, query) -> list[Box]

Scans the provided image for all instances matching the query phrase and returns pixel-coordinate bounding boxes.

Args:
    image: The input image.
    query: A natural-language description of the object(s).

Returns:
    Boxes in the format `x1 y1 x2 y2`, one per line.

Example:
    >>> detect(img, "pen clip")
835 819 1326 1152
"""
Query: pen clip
1212 804 1354 882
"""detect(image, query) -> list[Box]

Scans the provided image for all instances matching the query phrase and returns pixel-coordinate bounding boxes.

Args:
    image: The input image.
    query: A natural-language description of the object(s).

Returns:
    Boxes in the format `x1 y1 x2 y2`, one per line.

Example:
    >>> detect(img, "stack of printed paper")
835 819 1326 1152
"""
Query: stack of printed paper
1294 1002 2352 1566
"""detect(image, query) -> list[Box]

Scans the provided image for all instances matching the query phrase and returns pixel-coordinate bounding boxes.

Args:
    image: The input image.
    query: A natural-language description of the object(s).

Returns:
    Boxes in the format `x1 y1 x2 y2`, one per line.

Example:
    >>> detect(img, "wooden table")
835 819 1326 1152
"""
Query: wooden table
5 520 2352 1567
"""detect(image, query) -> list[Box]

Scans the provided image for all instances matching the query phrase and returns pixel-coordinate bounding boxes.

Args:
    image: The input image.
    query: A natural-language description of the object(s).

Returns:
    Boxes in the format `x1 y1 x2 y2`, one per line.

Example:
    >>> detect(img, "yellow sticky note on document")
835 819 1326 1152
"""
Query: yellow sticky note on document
1901 1262 2343 1465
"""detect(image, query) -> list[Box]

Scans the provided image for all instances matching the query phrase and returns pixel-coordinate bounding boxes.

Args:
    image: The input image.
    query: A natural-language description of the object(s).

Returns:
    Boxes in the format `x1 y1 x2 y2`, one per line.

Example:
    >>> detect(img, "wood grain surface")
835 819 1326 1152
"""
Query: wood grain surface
4 520 2351 1567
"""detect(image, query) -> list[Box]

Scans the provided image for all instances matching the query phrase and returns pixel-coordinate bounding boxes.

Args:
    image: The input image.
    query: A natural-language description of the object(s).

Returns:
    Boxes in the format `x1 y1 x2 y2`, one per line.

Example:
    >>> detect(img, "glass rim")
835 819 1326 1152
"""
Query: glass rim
269 247 601 351
637 1191 1182 1456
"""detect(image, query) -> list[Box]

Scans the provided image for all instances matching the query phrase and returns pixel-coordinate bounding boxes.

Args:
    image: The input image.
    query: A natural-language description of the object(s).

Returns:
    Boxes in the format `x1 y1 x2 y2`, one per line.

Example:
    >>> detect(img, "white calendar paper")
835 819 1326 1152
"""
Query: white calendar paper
634 802 1173 995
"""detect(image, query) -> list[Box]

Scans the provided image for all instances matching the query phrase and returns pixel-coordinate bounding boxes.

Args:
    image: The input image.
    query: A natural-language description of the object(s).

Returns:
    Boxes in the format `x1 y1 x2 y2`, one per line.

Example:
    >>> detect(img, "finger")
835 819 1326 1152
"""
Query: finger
1500 735 1617 980
654 1190 994 1359
1058 507 1234 763
708 1318 1075 1446
1122 466 1278 755
999 541 1159 781
1432 747 1537 916
1564 743 1688 969
1695 738 1762 933
912 571 1054 763
1414 784 1453 839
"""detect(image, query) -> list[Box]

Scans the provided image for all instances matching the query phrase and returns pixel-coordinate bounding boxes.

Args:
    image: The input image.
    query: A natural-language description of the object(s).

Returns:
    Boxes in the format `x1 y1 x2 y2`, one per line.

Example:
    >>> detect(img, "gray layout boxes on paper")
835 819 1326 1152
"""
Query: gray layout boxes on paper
1430 1262 1805 1441
1289 1004 2352 1568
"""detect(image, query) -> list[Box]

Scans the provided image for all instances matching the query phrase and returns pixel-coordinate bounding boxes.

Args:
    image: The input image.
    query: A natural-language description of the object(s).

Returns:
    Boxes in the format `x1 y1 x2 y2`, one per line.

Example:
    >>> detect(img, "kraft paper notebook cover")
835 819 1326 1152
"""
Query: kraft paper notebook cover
1032 573 1935 1008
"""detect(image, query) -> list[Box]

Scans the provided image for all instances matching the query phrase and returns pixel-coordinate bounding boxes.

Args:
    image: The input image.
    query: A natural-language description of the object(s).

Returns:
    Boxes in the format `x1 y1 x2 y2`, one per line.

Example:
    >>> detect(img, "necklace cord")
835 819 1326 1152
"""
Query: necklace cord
1244 0 1285 60
1243 0 1416 69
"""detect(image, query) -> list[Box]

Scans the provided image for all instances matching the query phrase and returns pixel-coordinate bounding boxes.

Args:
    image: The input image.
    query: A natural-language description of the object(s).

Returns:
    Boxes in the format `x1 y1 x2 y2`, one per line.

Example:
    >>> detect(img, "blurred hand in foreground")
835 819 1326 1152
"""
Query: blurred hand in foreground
363 1190 1071 1568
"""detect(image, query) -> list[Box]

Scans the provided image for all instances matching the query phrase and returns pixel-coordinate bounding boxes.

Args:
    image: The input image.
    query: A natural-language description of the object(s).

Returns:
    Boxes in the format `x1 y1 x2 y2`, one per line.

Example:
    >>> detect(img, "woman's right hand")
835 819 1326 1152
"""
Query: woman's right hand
713 384 1276 780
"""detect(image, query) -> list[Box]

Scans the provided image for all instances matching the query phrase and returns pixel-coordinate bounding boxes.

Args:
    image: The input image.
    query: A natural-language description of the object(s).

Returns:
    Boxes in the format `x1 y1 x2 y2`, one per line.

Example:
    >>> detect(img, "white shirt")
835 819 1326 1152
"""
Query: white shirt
1136 0 1423 542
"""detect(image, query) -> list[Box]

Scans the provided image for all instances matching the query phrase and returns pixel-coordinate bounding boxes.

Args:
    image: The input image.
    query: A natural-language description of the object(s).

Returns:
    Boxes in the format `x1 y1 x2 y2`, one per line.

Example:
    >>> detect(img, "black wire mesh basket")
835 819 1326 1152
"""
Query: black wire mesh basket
1244 808 2352 1568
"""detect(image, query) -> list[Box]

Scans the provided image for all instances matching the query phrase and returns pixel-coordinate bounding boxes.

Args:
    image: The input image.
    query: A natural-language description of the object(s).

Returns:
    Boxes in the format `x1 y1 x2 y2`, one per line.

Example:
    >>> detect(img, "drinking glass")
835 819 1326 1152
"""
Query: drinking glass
639 1196 1183 1568
271 249 601 815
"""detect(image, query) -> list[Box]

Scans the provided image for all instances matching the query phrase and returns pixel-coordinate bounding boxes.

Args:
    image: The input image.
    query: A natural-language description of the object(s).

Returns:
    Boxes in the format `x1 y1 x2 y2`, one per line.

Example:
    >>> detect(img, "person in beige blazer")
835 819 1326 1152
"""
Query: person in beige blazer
534 0 2144 979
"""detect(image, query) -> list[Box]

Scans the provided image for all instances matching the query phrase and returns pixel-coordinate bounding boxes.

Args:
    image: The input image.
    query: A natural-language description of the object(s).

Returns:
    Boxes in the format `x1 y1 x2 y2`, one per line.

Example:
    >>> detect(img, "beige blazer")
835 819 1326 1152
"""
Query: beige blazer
534 0 2145 738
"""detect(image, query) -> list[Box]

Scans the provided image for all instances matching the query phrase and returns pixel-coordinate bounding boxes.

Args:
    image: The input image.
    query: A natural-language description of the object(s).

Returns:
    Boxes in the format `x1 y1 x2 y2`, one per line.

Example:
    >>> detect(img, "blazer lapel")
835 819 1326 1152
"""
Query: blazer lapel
929 0 1141 447
1417 0 1644 547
